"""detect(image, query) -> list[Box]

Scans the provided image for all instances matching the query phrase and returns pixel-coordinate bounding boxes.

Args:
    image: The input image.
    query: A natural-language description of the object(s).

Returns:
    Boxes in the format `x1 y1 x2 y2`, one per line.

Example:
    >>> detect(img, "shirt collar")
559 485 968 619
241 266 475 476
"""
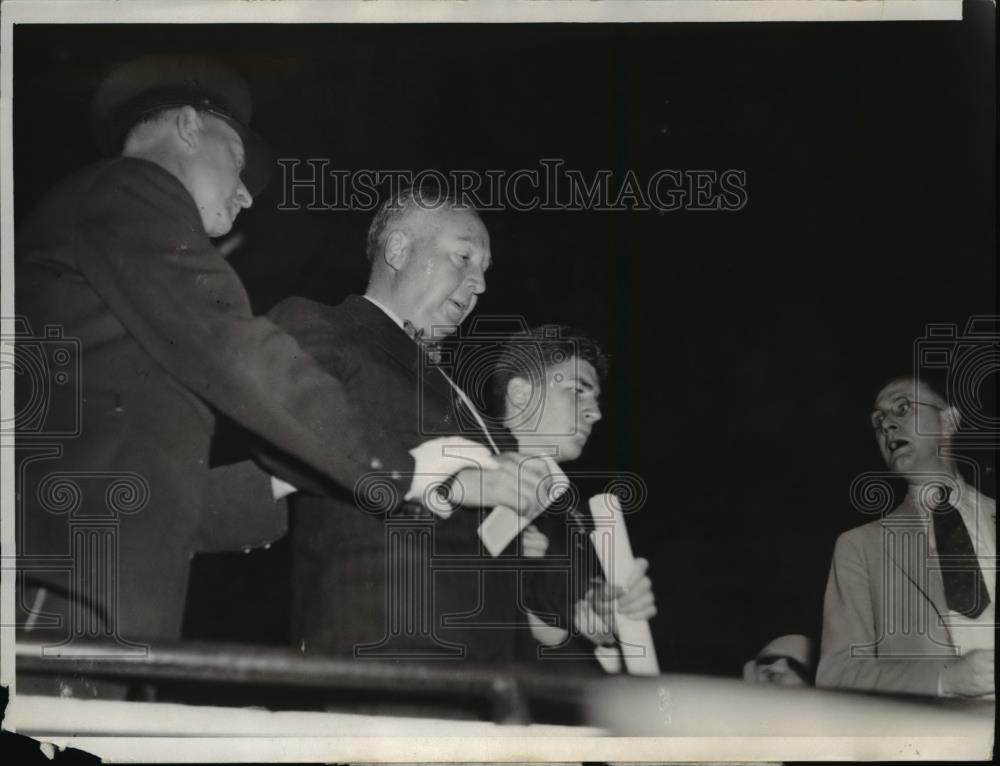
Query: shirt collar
363 294 406 332
906 475 983 523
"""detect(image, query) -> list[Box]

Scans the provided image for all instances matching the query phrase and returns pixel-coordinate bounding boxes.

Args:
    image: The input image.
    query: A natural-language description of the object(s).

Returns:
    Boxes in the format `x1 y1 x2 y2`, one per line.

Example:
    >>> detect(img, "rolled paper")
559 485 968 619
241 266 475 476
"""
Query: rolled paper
589 492 660 676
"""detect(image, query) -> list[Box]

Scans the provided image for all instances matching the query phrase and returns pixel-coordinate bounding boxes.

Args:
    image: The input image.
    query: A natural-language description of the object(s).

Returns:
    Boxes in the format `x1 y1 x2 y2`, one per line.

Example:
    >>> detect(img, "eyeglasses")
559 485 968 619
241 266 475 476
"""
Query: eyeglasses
870 396 944 430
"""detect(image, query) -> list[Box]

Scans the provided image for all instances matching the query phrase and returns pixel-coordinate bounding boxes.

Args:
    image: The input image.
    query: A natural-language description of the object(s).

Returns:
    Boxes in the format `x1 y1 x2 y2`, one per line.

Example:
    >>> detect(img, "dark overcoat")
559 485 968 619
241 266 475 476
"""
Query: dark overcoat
15 158 412 645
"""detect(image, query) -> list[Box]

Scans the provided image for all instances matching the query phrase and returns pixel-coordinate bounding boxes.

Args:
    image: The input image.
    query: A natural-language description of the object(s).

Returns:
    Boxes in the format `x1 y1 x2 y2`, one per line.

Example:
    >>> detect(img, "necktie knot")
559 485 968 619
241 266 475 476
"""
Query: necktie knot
402 320 424 343
927 482 953 512
403 320 442 364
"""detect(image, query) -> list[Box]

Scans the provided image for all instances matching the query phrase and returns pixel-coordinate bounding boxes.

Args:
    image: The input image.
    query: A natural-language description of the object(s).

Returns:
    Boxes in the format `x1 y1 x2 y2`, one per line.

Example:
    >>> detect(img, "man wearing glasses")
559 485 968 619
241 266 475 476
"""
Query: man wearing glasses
816 377 995 697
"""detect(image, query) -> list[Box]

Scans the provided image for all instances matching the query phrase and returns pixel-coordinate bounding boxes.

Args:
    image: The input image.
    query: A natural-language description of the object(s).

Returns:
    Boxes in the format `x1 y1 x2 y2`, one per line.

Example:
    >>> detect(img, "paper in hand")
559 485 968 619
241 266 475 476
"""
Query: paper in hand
589 492 660 676
477 455 566 557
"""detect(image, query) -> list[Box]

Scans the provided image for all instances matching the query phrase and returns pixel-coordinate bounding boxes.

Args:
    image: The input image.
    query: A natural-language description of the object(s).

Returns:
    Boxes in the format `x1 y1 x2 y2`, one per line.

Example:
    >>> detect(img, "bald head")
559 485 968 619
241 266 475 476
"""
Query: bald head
366 186 478 261
875 377 949 411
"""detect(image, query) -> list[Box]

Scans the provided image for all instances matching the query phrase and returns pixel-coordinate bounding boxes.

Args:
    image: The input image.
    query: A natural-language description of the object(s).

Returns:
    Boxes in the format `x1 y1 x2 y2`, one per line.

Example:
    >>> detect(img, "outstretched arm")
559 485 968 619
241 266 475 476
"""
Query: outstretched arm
74 160 412 503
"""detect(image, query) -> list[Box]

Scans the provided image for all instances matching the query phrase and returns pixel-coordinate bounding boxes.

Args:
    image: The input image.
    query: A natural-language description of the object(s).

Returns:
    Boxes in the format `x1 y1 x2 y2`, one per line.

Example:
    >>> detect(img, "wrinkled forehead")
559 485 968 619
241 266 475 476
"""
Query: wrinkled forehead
874 378 947 409
415 205 489 245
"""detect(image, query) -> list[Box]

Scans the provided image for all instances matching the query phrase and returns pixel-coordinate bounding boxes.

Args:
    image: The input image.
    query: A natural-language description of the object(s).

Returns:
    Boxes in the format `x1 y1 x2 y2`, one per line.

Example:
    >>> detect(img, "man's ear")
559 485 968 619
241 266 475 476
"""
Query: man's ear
383 230 410 272
506 376 533 410
174 106 203 152
941 405 961 436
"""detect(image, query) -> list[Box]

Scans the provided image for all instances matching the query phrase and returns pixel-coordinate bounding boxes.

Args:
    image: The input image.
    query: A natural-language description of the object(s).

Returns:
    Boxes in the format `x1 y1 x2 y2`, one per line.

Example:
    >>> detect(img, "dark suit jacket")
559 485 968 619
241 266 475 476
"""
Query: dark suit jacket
14 158 413 644
816 497 964 696
269 295 555 662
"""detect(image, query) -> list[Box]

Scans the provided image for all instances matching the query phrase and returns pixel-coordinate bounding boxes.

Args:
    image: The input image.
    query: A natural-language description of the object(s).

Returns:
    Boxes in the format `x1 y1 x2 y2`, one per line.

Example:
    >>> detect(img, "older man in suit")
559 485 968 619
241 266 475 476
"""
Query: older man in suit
266 187 554 662
817 377 995 697
14 56 438 677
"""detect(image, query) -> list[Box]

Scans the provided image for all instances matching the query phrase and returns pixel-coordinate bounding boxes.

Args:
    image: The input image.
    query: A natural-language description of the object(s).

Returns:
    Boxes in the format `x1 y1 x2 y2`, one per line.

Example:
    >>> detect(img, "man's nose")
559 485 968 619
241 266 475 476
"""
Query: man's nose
467 263 486 294
235 182 253 210
879 417 899 435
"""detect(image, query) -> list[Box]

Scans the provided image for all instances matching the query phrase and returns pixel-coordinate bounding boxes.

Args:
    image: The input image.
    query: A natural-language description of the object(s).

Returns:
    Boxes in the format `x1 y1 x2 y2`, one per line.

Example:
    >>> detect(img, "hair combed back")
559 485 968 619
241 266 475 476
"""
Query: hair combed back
490 324 609 416
122 106 184 151
122 106 227 154
876 374 951 408
365 184 470 262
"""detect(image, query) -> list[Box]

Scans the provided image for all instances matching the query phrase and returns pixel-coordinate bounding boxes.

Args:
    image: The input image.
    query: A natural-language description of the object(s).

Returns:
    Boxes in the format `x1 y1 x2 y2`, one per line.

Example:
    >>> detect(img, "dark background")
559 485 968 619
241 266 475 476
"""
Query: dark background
13 4 996 677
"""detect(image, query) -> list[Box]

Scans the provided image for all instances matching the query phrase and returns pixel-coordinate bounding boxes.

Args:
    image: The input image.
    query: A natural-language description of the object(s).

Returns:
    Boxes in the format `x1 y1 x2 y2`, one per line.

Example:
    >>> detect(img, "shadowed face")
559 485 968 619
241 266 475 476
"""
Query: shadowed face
743 635 814 687
749 656 810 687
182 114 253 238
872 378 954 477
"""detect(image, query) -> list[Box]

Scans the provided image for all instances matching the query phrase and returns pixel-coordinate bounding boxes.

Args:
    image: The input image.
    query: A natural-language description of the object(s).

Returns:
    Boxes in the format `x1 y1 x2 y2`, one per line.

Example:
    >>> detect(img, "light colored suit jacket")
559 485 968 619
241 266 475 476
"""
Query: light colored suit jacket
817 492 994 696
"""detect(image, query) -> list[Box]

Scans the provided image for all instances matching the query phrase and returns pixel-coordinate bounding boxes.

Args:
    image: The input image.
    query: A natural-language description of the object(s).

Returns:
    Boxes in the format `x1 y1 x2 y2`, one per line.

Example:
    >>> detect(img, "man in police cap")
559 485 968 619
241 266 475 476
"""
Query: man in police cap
14 56 519 681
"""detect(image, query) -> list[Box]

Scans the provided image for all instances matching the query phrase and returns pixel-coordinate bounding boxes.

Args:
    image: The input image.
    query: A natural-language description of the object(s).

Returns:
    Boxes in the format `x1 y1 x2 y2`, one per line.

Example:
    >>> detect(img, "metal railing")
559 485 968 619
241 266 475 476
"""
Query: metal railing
15 637 602 725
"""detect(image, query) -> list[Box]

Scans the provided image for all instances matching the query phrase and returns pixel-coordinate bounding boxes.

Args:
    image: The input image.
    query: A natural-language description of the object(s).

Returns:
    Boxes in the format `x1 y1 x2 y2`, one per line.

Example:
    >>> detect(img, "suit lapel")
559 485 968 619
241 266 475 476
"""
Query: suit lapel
343 295 458 417
342 296 420 375
341 296 508 450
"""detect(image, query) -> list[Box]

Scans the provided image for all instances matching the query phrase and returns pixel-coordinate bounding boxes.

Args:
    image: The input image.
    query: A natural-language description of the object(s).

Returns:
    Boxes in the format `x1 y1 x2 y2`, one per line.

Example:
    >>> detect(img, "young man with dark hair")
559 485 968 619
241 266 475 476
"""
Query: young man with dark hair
493 325 657 671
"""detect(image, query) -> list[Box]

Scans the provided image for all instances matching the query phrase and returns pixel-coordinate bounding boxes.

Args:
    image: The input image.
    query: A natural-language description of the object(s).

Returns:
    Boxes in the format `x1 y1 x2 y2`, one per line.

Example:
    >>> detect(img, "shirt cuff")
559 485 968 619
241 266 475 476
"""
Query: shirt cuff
270 476 298 501
406 437 498 518
527 611 569 646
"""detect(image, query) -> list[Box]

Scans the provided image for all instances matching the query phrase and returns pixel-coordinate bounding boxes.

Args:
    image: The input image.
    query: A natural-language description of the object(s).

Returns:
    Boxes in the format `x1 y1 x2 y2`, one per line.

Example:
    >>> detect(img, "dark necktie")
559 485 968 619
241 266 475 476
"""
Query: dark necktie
930 485 990 619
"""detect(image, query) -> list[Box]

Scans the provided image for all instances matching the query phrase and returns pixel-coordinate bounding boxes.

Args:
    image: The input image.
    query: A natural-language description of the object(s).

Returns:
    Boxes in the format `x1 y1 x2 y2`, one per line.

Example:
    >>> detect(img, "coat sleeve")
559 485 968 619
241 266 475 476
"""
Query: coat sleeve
195 459 288 552
816 531 948 696
519 512 572 628
518 509 598 633
72 159 411 506
250 297 375 499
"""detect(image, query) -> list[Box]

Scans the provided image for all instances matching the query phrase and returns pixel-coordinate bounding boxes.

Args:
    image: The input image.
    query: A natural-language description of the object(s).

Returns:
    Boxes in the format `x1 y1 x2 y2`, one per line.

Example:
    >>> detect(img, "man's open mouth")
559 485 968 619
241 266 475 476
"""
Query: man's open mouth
449 299 467 313
887 438 910 454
